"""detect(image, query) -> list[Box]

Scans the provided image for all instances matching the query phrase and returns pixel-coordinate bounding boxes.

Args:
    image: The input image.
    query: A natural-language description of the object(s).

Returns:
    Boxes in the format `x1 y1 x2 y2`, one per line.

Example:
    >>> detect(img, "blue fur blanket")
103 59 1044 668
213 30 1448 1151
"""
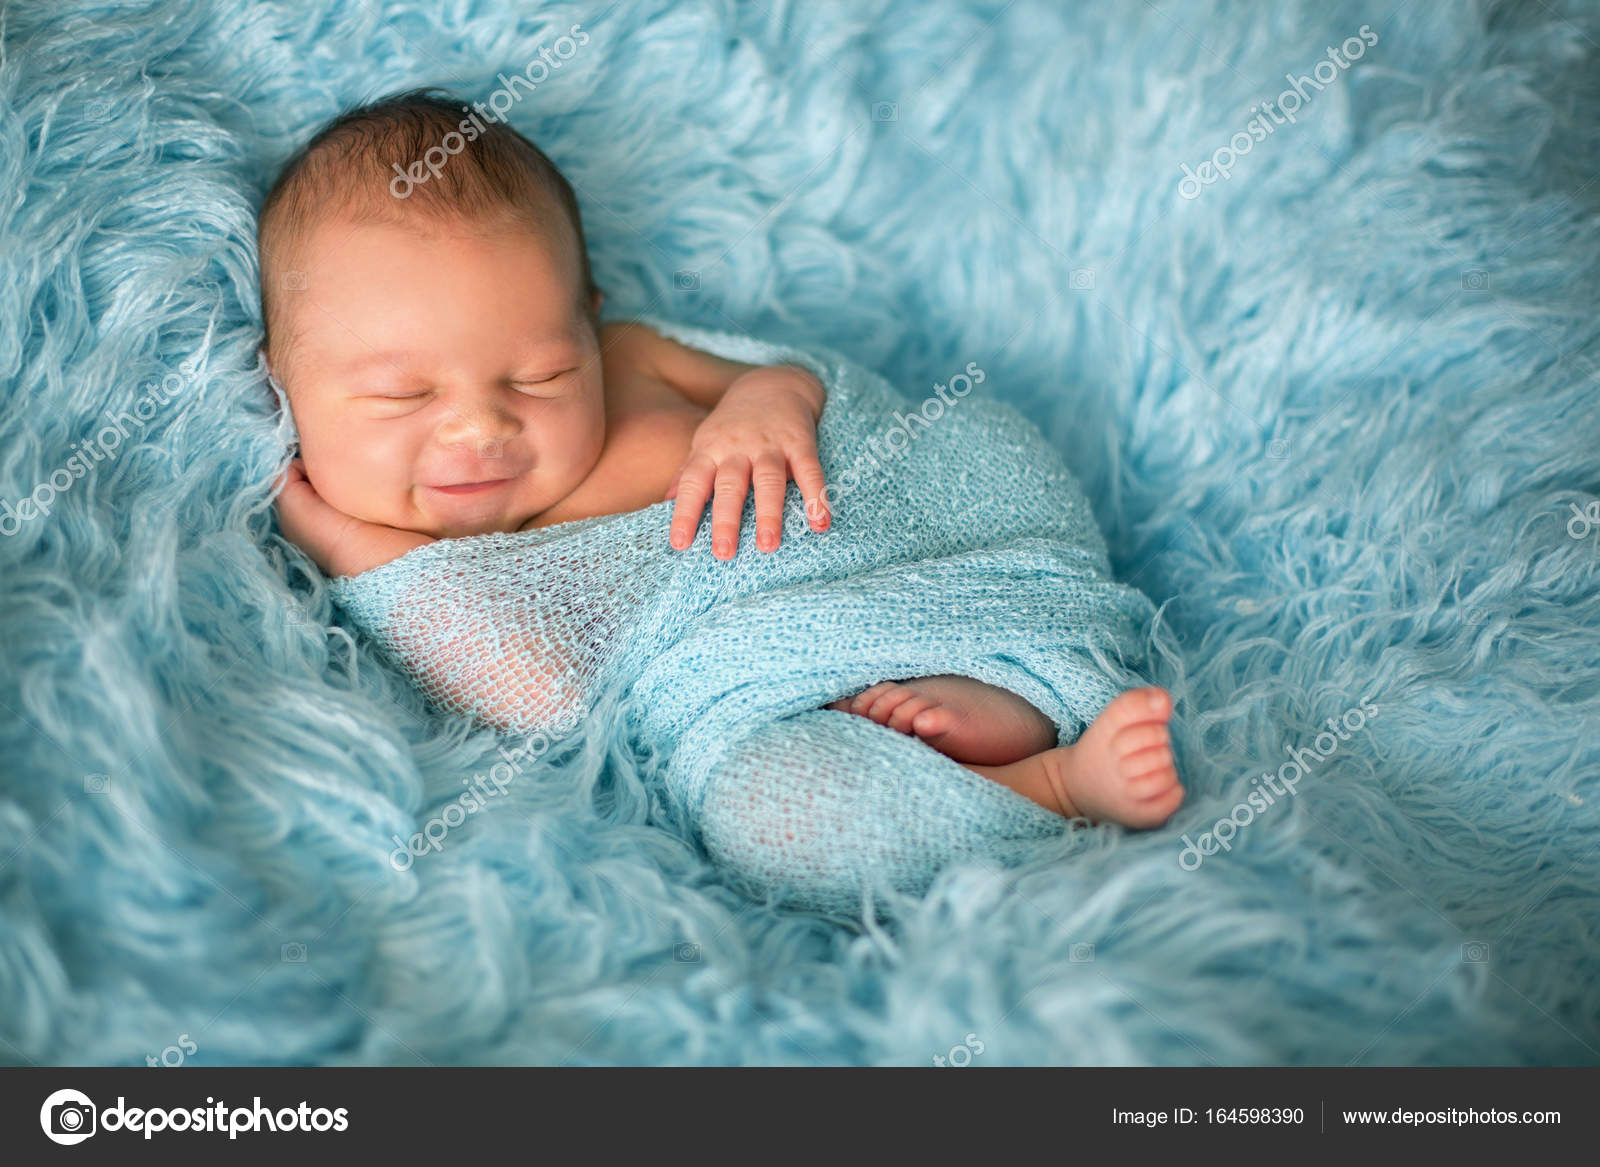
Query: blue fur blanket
1 0 1597 1065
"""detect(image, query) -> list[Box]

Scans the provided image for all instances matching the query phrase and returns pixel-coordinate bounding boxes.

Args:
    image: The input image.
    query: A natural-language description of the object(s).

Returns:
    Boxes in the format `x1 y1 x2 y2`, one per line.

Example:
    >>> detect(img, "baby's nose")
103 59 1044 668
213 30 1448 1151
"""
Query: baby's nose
435 401 520 447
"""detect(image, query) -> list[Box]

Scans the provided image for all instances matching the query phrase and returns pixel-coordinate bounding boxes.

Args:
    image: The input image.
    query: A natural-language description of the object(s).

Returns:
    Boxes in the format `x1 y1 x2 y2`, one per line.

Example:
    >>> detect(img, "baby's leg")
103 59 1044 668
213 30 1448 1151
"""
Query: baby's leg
965 687 1182 829
827 674 1057 765
693 707 1068 912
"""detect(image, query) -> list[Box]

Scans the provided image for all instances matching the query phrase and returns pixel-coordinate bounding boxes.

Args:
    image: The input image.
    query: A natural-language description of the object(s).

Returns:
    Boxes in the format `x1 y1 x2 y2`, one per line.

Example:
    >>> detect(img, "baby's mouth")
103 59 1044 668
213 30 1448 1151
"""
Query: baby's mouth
426 478 516 497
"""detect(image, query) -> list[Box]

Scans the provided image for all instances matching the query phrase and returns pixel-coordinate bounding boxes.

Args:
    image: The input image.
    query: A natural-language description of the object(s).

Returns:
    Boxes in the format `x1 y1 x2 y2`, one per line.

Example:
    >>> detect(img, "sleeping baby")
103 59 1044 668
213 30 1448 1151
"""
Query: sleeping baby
262 90 1181 905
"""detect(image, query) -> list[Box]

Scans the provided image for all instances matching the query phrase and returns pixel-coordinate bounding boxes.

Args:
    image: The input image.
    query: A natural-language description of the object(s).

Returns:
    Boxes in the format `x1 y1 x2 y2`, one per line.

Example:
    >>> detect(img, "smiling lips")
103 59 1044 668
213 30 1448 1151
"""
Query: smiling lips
428 478 514 496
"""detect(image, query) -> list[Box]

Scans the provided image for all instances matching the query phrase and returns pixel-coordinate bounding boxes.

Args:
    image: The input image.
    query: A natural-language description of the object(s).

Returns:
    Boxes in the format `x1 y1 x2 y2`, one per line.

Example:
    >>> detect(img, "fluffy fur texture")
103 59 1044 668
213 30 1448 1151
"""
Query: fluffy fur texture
0 0 1596 1065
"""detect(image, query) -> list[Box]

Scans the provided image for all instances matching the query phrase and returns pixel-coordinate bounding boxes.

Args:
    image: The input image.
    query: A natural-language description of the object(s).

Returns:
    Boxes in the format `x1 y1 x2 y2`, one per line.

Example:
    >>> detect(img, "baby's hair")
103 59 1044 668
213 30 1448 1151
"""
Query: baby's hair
258 87 597 354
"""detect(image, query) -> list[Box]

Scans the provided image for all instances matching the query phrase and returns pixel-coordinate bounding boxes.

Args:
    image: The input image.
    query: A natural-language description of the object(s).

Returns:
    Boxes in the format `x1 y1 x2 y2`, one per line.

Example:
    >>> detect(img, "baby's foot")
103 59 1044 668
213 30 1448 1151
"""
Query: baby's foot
827 674 1057 765
971 687 1182 828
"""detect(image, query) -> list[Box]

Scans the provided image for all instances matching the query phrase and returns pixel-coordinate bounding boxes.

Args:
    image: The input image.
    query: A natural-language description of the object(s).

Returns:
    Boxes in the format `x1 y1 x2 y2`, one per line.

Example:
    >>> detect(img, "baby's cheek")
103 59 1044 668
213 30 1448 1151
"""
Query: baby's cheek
548 410 606 484
309 424 420 528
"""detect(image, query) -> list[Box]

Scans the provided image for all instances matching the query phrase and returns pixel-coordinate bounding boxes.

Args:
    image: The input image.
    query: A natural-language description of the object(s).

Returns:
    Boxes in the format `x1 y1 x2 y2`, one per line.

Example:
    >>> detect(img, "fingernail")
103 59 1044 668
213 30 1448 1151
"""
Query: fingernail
714 538 731 557
1148 691 1165 712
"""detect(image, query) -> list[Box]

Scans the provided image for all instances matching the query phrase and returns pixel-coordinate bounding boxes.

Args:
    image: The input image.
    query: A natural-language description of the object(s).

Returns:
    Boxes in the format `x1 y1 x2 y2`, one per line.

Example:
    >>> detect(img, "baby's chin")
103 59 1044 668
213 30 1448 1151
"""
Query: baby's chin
415 511 534 539
405 493 543 539
378 476 574 538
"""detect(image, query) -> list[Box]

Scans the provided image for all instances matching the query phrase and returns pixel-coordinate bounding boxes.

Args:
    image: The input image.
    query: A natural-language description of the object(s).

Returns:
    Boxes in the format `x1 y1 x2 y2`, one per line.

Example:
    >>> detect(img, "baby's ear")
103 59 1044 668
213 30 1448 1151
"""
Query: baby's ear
260 343 291 406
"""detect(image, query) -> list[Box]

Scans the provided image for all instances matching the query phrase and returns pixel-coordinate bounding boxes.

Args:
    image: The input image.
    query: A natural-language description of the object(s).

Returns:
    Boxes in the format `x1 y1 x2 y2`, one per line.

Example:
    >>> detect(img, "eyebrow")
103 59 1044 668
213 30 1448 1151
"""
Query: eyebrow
337 352 417 376
334 337 581 376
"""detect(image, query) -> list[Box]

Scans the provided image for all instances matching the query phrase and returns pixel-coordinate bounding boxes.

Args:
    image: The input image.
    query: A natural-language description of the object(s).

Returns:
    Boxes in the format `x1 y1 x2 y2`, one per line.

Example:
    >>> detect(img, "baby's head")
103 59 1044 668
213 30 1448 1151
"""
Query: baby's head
260 89 604 539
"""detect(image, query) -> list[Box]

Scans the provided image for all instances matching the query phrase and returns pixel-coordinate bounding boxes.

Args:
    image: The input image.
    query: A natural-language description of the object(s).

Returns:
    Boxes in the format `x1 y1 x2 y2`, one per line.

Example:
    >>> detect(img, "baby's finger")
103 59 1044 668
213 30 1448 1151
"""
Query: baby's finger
273 456 306 496
669 455 716 550
710 455 751 560
790 452 830 531
751 451 787 551
664 467 682 501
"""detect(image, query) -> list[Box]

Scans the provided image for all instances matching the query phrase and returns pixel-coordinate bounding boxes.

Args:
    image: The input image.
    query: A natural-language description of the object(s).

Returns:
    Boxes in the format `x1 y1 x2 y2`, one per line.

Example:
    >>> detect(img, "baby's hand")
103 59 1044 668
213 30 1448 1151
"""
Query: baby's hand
274 457 434 578
666 367 830 559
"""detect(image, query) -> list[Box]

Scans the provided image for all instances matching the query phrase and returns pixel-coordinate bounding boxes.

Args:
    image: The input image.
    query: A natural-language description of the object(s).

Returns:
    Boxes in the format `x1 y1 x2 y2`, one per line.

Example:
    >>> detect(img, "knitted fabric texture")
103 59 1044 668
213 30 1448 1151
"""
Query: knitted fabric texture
327 315 1156 910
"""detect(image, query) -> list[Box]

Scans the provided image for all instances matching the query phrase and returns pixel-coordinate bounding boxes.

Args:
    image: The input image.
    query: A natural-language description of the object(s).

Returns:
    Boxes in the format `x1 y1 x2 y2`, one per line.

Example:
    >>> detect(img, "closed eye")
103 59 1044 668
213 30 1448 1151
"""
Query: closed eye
512 368 576 390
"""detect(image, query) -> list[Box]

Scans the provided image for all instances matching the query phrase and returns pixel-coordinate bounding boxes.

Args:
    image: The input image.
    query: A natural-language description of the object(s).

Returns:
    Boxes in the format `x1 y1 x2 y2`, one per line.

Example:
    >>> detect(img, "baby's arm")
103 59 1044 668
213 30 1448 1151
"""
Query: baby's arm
606 322 830 559
275 458 434 578
613 321 823 416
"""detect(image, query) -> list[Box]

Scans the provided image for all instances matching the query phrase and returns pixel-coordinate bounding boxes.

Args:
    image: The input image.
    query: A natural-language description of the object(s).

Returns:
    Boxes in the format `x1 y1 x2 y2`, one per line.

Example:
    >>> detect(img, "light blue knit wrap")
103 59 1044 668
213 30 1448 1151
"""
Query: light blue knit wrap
327 316 1156 911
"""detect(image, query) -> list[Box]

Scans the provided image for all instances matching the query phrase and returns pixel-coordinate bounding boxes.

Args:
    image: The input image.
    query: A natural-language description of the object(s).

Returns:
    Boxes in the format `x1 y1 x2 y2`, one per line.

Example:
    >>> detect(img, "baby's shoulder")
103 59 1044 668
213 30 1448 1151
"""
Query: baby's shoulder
597 318 656 347
597 319 661 373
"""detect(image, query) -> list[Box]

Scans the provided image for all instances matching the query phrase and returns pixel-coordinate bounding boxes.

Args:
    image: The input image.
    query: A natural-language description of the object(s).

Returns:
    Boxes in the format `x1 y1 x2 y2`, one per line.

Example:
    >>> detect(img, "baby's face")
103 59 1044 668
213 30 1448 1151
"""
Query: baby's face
269 213 604 539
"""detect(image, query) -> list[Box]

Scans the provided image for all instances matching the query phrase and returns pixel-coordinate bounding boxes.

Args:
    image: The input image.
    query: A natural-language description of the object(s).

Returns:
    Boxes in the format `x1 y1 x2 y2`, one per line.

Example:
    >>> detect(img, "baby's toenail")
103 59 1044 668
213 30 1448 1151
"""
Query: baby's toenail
1148 691 1165 712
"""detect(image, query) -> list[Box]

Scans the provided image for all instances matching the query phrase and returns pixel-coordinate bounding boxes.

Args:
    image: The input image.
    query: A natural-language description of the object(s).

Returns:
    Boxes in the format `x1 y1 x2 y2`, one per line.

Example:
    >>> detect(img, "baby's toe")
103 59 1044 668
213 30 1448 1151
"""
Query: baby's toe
888 695 936 734
1125 762 1178 798
850 682 896 715
1120 743 1174 780
1102 687 1173 735
1115 727 1170 769
864 686 916 725
910 706 956 737
1126 783 1185 828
